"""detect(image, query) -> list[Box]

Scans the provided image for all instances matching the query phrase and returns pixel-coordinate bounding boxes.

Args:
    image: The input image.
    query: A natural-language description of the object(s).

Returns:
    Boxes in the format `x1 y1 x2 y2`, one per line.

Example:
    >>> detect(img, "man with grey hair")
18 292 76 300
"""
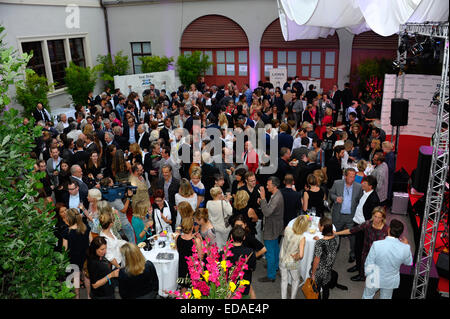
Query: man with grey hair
296 150 321 190
56 113 69 134
70 164 89 194
258 176 284 283
66 121 82 142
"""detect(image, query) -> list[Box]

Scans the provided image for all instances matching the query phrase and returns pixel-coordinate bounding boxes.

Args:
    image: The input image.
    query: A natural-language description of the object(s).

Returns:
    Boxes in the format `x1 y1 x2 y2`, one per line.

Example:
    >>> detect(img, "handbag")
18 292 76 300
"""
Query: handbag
302 277 319 299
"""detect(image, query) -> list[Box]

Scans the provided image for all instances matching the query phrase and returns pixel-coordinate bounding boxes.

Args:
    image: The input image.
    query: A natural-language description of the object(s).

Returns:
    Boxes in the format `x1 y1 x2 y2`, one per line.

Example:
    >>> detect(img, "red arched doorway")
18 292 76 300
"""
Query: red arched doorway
180 15 249 89
260 19 339 93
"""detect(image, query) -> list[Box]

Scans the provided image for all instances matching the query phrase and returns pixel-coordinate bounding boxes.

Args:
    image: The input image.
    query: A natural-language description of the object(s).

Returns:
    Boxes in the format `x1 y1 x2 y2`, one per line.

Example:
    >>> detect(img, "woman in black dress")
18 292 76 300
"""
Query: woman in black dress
54 203 69 252
310 217 338 300
232 190 257 235
85 151 104 189
63 208 93 299
118 242 159 299
302 174 326 217
321 124 337 164
175 218 203 294
87 236 119 299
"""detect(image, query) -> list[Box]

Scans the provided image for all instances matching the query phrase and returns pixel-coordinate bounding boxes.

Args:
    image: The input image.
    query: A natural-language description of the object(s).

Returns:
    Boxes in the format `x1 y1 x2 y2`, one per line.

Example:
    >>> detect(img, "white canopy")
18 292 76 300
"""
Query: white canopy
277 0 449 40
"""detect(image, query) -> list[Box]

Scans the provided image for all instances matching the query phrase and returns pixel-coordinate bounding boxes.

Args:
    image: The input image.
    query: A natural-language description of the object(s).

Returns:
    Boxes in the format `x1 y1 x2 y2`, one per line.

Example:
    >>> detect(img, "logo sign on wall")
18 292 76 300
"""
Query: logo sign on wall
114 70 181 97
381 74 441 138
269 68 287 90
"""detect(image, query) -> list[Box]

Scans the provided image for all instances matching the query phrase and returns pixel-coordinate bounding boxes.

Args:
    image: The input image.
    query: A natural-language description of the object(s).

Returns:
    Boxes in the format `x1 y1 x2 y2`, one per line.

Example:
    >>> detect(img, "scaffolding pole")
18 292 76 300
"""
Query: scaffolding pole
395 22 450 299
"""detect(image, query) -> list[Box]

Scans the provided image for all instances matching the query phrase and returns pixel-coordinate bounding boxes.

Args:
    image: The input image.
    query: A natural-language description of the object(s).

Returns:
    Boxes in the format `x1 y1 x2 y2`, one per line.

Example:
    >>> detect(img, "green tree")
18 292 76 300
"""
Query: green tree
15 69 54 118
64 61 98 107
0 24 74 299
96 51 130 91
140 55 174 73
176 51 212 88
0 25 31 113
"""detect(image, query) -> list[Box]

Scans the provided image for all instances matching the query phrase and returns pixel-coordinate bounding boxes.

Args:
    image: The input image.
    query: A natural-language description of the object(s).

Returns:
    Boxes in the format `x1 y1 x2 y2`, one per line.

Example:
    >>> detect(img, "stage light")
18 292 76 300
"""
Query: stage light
411 42 424 56
398 34 410 54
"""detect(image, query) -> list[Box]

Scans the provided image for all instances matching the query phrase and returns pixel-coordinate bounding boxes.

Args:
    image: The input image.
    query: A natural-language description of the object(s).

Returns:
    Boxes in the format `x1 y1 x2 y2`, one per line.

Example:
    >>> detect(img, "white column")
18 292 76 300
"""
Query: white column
248 40 260 90
41 40 54 88
336 28 354 89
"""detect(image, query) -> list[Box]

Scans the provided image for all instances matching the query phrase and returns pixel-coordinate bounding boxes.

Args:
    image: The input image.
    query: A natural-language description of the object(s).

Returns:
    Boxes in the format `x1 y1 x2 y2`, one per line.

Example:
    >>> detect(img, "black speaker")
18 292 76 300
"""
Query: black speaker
436 252 449 279
390 98 409 126
393 261 440 299
412 146 433 193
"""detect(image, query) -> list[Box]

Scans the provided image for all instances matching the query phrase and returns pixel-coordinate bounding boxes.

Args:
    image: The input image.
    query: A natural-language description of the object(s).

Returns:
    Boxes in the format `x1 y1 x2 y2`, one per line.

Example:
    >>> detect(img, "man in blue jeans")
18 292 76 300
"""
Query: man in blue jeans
258 176 284 283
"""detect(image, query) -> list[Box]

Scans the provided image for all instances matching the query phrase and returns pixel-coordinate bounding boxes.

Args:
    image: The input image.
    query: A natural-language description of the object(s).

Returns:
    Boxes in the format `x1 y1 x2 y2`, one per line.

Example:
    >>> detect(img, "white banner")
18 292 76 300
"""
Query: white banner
381 74 440 138
113 70 181 98
269 68 287 90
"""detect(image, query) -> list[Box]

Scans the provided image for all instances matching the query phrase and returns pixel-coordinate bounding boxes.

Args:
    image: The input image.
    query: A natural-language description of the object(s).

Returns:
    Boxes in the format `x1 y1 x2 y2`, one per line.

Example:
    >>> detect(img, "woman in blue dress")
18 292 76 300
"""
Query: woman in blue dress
190 167 205 208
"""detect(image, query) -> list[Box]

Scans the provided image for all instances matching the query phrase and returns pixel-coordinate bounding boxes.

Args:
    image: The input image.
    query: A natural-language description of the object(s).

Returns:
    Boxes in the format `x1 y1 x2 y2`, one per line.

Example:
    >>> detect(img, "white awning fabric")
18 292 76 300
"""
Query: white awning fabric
278 0 449 40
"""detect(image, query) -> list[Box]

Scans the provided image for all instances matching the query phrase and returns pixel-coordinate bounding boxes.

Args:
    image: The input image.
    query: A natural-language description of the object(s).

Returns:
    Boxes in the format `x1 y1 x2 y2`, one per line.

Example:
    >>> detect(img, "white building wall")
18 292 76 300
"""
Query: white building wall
1 0 355 113
0 1 108 113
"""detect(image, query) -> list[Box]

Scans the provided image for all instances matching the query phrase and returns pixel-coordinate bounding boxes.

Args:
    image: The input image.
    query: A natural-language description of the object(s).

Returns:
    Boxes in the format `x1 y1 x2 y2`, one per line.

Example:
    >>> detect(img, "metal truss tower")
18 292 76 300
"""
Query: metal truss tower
394 22 449 299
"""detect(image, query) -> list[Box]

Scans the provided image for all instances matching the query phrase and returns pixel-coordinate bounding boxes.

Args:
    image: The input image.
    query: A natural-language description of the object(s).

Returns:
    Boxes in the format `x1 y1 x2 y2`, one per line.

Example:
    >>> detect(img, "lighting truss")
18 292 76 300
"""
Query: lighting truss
394 22 450 300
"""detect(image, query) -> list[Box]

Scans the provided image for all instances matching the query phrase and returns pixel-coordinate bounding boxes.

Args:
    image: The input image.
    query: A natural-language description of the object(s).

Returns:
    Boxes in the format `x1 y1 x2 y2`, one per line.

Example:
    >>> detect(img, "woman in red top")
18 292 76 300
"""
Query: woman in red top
319 107 333 137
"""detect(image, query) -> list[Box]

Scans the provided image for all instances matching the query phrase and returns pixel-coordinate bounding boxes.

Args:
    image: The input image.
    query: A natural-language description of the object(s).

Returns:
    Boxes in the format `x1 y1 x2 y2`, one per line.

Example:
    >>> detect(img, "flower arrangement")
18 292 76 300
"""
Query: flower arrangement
168 239 250 299
364 76 383 105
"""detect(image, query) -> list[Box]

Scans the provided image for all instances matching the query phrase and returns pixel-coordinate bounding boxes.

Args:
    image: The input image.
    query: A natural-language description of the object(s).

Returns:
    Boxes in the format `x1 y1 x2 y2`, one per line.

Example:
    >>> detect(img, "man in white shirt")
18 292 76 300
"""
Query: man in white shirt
56 113 70 134
348 175 380 279
363 219 413 299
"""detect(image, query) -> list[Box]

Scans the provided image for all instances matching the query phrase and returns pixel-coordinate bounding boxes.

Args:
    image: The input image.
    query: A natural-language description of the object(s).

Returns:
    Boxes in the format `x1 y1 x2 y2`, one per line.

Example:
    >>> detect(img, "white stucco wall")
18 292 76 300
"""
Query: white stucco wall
0 1 108 113
1 0 355 114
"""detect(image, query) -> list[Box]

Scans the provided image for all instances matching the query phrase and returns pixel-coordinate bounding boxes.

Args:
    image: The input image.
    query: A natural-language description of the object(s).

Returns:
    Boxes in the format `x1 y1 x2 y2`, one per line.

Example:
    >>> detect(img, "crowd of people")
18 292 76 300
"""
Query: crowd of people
30 75 412 299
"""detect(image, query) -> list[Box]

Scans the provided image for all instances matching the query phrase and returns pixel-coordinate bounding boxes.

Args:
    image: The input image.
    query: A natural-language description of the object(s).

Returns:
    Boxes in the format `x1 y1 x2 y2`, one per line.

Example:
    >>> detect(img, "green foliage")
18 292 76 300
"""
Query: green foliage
140 55 174 74
0 108 75 299
0 25 31 113
176 51 212 88
15 69 53 118
64 61 98 107
96 51 130 90
350 57 393 94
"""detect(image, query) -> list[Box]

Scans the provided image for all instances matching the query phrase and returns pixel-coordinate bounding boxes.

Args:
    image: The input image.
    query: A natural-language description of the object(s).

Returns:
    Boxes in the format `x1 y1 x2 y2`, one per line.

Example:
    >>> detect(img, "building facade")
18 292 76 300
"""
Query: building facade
0 0 397 113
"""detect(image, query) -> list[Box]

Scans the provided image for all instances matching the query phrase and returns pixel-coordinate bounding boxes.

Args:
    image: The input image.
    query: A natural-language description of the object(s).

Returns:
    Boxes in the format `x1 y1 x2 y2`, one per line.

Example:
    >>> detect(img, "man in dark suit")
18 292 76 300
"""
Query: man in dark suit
62 179 89 210
276 147 296 184
71 139 90 168
296 150 321 191
84 132 98 155
329 84 342 126
347 175 380 280
277 123 293 152
341 83 354 125
123 116 139 148
205 105 217 126
157 164 180 231
280 174 302 227
70 164 90 194
292 76 304 99
326 145 345 189
329 168 363 262
159 118 173 147
137 124 150 152
32 102 51 123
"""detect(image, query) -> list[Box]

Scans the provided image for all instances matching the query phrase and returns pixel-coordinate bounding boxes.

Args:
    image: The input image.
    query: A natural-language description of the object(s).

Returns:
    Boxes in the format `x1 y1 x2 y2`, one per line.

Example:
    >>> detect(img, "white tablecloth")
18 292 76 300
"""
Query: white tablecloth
141 237 179 297
286 217 335 287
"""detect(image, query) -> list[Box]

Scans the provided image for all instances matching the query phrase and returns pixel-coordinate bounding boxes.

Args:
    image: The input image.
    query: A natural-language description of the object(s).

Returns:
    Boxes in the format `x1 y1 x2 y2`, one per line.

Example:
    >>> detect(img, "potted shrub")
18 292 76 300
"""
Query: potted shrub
15 69 54 118
140 55 174 73
64 61 98 107
96 51 130 91
176 51 212 88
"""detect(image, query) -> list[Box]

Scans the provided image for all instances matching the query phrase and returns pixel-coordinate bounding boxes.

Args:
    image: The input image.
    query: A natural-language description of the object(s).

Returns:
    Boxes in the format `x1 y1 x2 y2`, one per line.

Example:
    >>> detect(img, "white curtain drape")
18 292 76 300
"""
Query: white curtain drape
278 0 449 40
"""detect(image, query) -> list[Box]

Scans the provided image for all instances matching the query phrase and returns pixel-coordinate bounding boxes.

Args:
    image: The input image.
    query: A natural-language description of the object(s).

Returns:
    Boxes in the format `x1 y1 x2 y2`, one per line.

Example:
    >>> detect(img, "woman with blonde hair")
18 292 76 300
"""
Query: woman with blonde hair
176 218 203 293
63 208 92 299
131 199 153 245
233 190 257 235
175 178 198 211
176 200 194 223
206 186 233 249
335 207 389 281
98 200 122 239
128 142 143 166
118 243 159 299
193 208 216 245
355 159 368 184
80 188 102 236
368 138 381 163
190 167 205 208
279 215 309 299
99 205 128 269
218 112 229 130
